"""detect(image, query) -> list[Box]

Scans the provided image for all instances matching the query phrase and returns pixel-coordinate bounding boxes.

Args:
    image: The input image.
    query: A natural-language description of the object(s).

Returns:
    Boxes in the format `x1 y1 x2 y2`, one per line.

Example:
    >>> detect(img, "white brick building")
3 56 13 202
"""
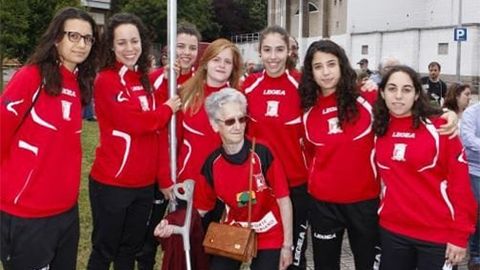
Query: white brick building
239 0 480 90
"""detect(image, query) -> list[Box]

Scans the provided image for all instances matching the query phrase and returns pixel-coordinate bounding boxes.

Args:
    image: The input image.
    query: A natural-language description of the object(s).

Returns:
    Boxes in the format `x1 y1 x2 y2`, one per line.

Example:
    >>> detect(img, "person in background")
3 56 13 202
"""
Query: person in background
443 82 471 119
240 58 256 84
421 61 447 106
242 25 309 270
370 56 401 85
0 7 99 269
160 46 168 67
460 101 480 270
357 58 373 76
136 22 202 270
357 71 370 87
87 13 181 270
286 36 299 71
83 100 96 121
373 65 477 270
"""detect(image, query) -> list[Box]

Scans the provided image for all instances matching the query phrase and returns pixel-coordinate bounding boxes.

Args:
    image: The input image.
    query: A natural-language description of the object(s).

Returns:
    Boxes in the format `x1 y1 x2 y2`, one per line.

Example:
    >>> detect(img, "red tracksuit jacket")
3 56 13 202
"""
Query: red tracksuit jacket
376 115 477 248
202 138 290 249
1 65 82 217
303 91 380 203
173 84 226 210
149 66 196 188
90 62 173 188
242 70 308 187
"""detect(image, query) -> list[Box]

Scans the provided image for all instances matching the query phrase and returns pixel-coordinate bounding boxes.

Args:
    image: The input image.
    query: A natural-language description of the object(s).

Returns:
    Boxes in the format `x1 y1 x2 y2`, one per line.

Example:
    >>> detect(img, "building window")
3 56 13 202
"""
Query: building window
295 2 320 14
361 45 369 55
438 43 448 55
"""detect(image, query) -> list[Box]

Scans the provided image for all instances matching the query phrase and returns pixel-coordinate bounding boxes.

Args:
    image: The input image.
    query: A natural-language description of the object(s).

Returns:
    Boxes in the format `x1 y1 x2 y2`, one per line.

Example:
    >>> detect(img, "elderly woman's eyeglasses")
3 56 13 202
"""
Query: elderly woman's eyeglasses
216 116 248 126
63 31 95 46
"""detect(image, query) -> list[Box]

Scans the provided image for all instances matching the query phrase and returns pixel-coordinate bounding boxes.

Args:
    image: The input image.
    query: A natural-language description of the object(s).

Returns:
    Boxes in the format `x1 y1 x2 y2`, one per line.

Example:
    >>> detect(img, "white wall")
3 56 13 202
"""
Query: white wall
348 0 480 32
347 25 480 76
237 42 261 66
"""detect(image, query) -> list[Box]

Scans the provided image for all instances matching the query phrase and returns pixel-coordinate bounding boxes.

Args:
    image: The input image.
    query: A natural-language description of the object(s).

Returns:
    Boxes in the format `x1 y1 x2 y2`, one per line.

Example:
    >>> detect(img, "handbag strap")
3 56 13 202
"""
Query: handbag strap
247 137 256 228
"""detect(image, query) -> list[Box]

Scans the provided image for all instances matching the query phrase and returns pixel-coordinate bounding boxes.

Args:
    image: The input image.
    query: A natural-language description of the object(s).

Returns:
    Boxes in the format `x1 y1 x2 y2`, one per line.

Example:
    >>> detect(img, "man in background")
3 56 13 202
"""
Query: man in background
421 61 447 106
357 58 373 76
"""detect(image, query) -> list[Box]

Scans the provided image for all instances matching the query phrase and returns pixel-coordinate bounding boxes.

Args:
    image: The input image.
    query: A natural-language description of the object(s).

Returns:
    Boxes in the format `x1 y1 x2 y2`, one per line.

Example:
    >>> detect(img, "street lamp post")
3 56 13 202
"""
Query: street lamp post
456 0 462 81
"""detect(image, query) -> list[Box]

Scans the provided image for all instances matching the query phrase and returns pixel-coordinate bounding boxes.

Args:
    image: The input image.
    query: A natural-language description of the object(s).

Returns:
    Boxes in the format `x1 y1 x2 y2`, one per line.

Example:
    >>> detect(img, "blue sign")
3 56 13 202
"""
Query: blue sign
454 27 467 41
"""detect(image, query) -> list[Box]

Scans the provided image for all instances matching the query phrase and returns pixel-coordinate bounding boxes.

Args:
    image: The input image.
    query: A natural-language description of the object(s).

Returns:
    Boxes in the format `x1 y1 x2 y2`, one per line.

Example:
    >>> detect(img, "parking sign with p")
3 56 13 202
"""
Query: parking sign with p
454 27 467 41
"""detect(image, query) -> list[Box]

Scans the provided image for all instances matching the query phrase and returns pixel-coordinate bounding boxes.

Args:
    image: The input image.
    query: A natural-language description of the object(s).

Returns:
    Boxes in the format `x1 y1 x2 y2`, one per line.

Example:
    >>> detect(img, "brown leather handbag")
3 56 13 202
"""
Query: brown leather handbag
202 138 258 263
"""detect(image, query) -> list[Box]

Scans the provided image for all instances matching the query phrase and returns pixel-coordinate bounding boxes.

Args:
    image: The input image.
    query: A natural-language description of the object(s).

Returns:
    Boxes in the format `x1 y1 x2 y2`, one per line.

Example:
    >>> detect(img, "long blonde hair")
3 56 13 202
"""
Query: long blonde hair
181 38 242 114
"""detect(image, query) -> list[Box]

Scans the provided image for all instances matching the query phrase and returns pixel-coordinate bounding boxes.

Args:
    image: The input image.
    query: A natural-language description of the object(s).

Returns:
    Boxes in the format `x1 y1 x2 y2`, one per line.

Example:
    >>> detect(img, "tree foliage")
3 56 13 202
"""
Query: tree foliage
115 0 265 44
120 0 221 46
0 0 81 63
0 0 267 63
212 0 267 38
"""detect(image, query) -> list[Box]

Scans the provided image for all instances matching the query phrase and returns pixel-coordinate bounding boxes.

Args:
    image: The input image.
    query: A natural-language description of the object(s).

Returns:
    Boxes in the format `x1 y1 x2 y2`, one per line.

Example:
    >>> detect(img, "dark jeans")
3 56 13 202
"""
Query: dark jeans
87 177 154 270
83 101 95 120
310 198 380 270
0 205 79 270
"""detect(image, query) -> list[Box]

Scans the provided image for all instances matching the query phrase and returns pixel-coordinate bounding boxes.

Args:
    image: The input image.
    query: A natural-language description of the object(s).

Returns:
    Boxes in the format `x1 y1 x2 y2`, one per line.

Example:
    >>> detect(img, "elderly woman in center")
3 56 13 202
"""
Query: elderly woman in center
202 88 293 270
155 88 293 270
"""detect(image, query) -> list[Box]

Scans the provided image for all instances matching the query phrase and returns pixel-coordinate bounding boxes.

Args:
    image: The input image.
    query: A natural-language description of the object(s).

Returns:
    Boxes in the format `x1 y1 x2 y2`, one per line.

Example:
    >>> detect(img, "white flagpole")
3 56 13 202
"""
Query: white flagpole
167 2 193 270
167 0 178 190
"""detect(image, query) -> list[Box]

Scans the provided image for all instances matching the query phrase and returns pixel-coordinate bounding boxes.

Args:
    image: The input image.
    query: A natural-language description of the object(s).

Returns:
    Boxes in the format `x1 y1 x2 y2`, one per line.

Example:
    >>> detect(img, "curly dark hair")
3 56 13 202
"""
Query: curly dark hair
100 13 152 93
27 7 99 105
299 39 359 127
373 65 442 136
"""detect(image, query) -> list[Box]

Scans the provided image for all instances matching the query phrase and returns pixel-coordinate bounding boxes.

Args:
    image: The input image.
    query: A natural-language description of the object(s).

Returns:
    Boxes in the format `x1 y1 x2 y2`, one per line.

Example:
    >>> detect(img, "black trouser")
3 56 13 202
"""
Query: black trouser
380 228 456 270
87 177 154 270
210 249 281 270
135 186 169 270
310 198 380 270
0 205 79 270
288 184 311 270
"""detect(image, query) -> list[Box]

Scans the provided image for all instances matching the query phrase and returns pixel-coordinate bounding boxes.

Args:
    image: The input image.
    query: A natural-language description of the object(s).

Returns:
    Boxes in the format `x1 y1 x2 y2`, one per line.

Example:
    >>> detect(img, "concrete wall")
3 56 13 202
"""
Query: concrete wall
348 0 480 32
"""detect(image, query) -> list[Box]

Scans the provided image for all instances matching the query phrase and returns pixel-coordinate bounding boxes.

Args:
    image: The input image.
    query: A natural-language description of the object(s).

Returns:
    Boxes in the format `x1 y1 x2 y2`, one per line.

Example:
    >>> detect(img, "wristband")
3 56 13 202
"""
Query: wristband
282 245 294 251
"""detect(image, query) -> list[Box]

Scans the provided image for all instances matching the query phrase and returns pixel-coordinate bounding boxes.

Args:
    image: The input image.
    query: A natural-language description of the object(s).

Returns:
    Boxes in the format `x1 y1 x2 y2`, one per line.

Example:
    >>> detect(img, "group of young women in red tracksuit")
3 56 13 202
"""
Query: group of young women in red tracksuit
1 6 477 270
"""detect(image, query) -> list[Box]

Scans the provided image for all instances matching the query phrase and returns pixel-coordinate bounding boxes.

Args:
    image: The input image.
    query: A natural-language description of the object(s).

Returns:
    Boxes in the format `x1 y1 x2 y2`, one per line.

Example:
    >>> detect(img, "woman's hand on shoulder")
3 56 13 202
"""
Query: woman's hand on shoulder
438 109 458 138
360 79 378 92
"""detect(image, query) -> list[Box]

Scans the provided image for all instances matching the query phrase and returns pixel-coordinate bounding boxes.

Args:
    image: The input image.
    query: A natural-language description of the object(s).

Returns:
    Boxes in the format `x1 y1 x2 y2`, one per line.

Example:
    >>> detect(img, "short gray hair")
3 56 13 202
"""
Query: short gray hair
204 87 247 121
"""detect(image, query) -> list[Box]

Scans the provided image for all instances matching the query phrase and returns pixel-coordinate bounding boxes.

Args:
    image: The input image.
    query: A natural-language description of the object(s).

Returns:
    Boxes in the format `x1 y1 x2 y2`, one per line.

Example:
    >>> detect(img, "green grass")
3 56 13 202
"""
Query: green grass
78 120 99 269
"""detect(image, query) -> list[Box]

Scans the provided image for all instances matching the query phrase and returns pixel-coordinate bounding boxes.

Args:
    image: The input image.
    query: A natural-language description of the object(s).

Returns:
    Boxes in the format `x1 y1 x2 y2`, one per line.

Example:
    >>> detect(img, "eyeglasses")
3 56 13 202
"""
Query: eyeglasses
63 31 95 46
216 116 248 126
